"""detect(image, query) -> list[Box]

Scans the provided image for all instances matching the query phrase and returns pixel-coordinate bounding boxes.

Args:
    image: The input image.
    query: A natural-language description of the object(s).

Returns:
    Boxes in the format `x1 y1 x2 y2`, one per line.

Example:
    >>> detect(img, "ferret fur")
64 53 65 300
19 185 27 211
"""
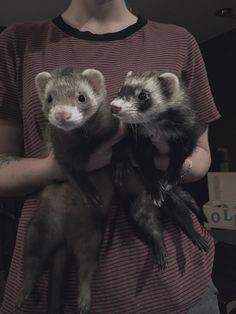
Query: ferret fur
110 70 209 268
16 66 119 314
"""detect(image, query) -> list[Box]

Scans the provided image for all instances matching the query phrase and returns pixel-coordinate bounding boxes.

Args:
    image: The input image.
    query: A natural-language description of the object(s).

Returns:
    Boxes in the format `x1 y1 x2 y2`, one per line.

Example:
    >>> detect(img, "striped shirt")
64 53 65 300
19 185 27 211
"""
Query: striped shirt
0 16 220 314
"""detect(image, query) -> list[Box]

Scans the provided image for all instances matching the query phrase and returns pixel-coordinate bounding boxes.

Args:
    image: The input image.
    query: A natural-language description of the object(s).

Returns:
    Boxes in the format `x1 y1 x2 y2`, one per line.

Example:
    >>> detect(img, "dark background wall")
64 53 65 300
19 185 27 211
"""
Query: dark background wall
200 29 236 171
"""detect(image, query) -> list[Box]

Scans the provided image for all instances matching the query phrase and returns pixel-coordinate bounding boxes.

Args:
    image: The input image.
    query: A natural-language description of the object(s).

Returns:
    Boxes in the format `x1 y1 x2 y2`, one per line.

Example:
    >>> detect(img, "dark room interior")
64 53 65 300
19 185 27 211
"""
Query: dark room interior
1 1 236 313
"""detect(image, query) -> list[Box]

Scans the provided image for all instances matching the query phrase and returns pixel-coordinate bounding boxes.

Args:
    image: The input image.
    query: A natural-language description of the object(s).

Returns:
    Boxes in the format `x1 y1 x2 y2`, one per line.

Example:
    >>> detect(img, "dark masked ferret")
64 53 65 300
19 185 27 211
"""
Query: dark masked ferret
110 71 209 267
16 66 118 314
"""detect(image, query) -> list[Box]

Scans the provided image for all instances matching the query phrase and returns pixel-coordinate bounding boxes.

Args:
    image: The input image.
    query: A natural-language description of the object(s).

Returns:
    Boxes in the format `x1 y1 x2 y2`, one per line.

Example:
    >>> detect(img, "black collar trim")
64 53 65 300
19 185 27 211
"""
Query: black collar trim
52 15 147 41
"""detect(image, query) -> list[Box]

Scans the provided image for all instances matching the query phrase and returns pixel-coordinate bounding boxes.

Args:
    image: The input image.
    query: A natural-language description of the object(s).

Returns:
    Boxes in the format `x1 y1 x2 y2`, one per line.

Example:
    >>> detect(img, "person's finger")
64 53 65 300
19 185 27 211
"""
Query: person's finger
152 138 170 155
100 121 127 148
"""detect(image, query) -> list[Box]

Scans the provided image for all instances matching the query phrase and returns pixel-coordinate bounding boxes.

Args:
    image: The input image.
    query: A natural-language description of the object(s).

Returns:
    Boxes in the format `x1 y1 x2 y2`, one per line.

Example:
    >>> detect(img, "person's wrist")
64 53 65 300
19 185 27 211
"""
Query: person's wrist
39 155 65 183
85 149 112 172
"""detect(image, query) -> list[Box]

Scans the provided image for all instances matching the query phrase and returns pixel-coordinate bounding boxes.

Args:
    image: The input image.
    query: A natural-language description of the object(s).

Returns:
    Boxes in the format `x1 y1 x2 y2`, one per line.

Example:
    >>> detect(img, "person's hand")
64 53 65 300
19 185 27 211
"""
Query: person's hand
44 150 66 181
86 121 127 171
150 130 170 171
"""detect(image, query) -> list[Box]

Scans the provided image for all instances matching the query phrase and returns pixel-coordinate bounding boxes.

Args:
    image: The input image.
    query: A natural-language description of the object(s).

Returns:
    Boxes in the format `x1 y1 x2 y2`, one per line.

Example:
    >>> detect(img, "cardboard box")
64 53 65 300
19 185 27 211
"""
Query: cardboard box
203 172 236 230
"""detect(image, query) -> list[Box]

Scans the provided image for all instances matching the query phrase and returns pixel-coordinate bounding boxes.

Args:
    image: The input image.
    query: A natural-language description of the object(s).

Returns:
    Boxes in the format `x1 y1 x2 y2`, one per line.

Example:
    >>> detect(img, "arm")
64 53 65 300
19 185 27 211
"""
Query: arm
0 119 126 197
0 119 64 197
176 30 220 183
180 123 211 183
153 123 211 183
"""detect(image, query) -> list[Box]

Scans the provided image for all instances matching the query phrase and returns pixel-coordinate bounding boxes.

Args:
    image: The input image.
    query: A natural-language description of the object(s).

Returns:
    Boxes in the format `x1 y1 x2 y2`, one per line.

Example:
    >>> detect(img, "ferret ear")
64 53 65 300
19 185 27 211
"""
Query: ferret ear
35 72 52 102
82 69 106 96
126 71 133 77
158 72 180 98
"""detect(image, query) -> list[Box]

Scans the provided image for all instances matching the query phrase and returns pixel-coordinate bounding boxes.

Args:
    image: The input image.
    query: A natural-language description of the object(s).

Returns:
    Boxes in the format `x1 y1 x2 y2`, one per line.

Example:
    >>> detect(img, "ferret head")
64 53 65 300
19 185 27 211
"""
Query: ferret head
35 66 106 131
110 71 188 124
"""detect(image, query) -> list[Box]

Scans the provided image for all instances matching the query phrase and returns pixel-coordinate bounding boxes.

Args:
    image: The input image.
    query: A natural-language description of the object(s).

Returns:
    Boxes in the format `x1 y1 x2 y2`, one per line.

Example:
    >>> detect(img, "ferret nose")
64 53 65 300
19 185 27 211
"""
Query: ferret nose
55 111 72 122
110 104 121 115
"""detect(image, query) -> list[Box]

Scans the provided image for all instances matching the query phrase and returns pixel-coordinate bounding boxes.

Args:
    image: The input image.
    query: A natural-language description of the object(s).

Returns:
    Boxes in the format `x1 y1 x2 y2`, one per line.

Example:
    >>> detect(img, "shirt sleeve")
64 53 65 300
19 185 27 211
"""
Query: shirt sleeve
181 30 221 123
0 25 22 122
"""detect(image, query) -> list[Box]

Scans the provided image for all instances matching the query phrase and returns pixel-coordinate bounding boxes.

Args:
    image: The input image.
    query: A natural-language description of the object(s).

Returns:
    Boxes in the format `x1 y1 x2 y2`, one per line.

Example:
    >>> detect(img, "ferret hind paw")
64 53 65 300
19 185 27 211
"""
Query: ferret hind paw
15 287 31 309
152 246 168 270
78 296 91 314
193 235 209 252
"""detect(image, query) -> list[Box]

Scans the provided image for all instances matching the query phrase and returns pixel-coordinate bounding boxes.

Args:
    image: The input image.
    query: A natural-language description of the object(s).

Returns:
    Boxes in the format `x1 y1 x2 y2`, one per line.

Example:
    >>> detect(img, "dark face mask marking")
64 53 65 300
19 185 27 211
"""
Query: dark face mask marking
118 85 136 99
138 98 152 112
118 84 152 112
137 90 151 112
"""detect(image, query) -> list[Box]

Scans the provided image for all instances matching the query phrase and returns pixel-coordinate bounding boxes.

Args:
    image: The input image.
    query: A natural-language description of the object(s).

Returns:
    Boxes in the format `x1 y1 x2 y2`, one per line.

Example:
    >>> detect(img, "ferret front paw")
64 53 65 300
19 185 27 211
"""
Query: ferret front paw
112 160 132 186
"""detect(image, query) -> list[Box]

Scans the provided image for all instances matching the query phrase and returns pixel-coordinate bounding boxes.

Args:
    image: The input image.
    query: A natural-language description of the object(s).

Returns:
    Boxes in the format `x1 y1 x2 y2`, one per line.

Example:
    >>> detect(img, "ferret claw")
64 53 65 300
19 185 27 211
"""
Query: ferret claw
153 198 162 207
194 236 209 252
150 188 165 208
78 296 91 314
152 246 168 270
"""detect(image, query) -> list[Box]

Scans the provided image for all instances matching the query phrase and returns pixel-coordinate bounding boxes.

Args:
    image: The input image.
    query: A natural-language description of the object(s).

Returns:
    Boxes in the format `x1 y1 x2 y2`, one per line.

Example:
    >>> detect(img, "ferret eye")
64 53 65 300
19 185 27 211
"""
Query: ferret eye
47 95 53 103
138 92 148 101
78 95 86 102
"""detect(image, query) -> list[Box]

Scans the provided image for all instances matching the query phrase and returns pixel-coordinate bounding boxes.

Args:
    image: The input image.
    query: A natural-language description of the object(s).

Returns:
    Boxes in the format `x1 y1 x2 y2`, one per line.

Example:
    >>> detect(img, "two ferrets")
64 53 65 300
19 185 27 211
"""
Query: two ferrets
16 67 209 314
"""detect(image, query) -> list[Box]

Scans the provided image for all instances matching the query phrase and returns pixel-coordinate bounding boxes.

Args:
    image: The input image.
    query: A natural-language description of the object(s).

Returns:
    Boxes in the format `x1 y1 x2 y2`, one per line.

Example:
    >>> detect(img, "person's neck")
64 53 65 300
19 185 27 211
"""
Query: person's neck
62 0 137 34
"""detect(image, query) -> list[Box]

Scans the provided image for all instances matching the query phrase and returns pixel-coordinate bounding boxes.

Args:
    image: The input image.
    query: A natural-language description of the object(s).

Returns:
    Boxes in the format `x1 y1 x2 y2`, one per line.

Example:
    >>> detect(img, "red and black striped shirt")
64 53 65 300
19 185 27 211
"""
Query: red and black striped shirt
0 16 220 314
